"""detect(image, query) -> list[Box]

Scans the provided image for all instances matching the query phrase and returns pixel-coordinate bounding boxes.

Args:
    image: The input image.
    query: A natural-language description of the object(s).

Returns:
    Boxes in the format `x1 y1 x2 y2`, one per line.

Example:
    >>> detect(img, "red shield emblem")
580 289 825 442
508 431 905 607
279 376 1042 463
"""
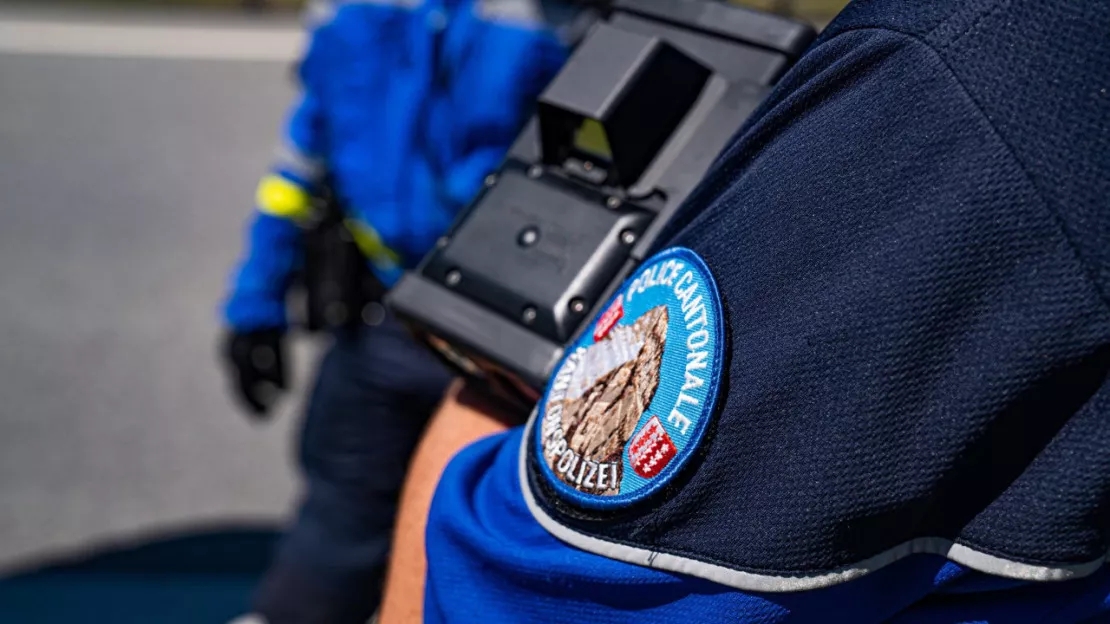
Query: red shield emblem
593 297 624 341
628 416 676 479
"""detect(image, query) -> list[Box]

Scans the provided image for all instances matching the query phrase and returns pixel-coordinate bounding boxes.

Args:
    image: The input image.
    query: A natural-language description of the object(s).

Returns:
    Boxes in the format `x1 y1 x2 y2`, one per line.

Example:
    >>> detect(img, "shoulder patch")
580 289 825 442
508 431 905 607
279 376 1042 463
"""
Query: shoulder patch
532 247 725 509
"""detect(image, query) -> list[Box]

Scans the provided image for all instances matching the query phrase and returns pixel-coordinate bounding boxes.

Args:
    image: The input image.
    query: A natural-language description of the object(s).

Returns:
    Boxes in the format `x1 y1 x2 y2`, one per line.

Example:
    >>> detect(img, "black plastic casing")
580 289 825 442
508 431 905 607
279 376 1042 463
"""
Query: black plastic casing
388 1 815 411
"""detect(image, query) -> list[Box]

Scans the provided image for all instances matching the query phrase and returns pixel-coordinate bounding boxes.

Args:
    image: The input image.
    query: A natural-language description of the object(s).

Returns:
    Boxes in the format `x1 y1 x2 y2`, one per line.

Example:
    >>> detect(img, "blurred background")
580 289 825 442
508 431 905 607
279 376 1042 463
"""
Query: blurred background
0 0 848 621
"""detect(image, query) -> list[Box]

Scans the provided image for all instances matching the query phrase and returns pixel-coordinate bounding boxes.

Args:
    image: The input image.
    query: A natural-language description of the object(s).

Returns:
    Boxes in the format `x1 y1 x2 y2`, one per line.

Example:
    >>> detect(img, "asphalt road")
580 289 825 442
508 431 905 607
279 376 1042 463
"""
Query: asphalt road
0 7 316 569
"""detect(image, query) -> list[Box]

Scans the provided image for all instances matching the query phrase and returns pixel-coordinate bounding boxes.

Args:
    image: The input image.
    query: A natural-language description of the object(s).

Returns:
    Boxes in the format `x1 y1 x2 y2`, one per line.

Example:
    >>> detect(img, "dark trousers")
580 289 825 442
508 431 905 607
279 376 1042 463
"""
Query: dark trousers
254 313 453 624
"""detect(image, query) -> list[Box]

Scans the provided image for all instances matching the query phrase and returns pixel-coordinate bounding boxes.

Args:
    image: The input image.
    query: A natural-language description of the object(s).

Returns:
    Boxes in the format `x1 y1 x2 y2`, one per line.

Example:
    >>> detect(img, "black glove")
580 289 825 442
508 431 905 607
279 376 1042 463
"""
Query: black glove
222 328 288 418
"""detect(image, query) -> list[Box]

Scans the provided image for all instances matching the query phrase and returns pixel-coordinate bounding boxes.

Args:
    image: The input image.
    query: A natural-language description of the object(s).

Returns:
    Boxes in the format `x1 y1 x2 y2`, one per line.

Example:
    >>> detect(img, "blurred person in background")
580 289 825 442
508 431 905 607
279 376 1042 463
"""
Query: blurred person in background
219 1 582 622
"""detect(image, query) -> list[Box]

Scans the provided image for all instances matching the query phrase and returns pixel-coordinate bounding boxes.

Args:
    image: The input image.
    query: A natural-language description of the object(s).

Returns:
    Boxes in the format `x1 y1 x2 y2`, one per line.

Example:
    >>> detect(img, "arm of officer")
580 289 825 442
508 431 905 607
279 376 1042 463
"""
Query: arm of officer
379 381 516 624
222 9 329 332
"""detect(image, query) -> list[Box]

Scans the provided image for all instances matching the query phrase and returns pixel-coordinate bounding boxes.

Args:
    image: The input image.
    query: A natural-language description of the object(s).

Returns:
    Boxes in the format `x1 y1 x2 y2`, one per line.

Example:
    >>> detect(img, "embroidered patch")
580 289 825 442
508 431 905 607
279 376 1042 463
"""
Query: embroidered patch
533 247 725 508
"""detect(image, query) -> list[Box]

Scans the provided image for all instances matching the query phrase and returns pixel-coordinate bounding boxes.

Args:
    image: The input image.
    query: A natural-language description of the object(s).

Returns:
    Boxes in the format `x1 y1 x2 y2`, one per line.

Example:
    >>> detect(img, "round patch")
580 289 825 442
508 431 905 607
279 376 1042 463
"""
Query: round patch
533 247 725 509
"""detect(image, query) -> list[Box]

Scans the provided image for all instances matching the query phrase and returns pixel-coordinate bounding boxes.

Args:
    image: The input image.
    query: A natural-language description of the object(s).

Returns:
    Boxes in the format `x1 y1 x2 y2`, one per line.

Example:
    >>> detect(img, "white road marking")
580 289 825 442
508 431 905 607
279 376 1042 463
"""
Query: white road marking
0 18 303 61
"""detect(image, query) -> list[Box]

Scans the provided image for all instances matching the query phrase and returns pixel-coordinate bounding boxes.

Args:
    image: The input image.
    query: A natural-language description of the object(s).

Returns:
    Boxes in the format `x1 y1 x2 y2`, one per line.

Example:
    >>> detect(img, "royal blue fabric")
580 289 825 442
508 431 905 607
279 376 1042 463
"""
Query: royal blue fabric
224 0 568 330
426 0 1110 620
427 430 1110 623
225 212 305 330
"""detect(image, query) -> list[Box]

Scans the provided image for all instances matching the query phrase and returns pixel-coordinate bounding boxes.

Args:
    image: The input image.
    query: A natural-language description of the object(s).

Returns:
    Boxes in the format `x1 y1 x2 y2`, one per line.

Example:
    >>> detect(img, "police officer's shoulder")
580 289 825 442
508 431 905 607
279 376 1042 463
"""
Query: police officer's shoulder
519 0 1110 594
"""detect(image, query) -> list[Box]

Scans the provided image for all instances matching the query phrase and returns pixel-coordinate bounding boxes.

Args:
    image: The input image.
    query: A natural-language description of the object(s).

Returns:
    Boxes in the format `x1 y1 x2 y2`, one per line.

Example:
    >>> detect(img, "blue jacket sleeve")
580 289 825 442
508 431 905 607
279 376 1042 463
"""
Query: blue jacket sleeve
222 21 329 331
223 211 304 331
442 16 568 206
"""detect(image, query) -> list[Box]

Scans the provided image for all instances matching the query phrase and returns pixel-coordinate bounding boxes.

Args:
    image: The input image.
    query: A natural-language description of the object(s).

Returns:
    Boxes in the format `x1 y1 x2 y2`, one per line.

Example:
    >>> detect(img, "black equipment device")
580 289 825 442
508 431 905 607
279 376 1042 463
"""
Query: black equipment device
388 0 816 412
301 185 387 332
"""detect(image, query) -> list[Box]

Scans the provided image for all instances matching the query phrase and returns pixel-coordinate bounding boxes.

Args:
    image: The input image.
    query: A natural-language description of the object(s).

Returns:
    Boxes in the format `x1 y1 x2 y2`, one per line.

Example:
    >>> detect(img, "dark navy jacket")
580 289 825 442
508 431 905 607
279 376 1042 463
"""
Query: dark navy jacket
426 0 1110 621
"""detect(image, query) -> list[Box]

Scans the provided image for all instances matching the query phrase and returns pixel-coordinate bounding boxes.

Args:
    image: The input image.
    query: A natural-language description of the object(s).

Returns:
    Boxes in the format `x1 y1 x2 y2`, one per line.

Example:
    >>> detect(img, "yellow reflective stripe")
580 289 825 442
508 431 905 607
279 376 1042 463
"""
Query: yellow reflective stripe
344 218 401 270
574 117 612 162
255 174 313 220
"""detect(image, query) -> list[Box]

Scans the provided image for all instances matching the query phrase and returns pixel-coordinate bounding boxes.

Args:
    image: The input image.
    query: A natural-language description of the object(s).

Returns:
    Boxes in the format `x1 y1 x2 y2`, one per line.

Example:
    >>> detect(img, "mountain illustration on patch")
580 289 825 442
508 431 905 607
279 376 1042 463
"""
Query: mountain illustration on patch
547 305 668 495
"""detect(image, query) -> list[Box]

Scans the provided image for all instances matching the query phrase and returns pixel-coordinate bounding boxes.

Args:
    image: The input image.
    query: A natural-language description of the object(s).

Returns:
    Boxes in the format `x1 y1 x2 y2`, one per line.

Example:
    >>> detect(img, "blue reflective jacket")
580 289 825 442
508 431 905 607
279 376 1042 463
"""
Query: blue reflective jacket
224 0 569 330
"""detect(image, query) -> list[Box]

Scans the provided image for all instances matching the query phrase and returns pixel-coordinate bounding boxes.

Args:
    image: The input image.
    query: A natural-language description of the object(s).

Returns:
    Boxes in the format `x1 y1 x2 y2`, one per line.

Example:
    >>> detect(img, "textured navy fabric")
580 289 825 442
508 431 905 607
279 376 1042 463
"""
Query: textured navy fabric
527 0 1110 577
254 315 452 623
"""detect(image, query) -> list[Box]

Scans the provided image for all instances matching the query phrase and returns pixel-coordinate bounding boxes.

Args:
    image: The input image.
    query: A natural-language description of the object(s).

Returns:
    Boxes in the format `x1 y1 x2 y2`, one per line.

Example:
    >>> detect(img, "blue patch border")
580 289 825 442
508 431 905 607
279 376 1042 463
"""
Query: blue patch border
531 247 726 510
